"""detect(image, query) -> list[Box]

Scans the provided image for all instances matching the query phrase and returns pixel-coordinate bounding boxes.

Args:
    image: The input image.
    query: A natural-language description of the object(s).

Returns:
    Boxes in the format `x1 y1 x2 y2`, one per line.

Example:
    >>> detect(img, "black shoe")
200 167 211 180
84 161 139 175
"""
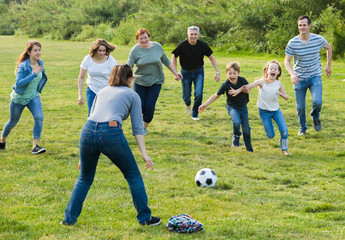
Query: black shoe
0 142 5 151
245 144 253 152
141 216 161 226
32 145 46 154
313 119 322 132
232 136 240 147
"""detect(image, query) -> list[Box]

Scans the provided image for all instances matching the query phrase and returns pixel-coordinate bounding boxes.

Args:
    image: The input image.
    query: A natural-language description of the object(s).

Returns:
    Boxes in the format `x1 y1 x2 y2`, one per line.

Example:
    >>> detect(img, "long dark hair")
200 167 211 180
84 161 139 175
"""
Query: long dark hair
108 64 133 87
15 40 41 74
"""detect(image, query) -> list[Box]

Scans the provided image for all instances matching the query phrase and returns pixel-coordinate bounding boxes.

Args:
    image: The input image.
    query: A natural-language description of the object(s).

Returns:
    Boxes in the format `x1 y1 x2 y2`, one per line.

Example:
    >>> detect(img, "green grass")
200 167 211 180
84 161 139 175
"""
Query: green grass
0 35 345 239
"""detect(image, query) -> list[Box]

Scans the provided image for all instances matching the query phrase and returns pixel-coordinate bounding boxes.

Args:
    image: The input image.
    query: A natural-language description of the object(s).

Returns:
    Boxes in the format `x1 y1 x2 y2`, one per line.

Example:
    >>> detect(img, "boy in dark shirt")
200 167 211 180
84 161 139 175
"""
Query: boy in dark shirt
198 62 253 152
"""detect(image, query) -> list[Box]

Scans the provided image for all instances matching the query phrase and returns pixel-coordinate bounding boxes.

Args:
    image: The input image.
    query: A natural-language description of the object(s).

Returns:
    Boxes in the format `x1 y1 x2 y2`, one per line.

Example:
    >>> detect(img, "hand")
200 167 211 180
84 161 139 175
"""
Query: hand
198 104 206 112
78 96 84 106
78 161 81 170
324 66 331 78
290 74 300 85
214 73 220 82
242 85 250 93
228 87 239 96
33 65 43 74
174 73 183 81
141 153 154 170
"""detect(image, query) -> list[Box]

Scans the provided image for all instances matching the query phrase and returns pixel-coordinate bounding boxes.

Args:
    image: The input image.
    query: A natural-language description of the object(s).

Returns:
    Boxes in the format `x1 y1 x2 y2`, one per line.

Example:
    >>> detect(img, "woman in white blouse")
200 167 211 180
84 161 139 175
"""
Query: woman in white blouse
77 39 117 115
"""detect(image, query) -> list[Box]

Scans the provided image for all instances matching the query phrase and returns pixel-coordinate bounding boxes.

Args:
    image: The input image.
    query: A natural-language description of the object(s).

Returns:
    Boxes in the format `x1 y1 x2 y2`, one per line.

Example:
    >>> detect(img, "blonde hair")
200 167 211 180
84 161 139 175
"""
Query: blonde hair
226 61 240 73
263 60 282 80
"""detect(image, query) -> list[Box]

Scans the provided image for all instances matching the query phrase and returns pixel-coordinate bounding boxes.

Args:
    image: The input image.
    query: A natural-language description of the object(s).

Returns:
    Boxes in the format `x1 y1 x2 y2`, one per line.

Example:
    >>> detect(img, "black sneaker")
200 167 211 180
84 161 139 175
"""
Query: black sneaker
141 216 161 226
313 119 322 132
0 142 5 151
245 144 253 152
232 136 240 147
32 145 46 154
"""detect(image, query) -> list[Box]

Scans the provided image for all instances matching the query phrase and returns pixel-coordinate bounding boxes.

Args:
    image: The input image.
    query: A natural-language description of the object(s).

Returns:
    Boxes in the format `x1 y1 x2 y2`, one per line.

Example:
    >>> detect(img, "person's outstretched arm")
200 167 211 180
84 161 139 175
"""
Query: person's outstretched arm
198 93 220 112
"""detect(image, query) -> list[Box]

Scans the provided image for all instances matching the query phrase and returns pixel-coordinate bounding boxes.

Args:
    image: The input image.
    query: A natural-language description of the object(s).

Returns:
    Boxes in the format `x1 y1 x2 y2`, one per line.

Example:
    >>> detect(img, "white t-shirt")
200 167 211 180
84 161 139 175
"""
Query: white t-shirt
257 80 281 111
80 55 117 94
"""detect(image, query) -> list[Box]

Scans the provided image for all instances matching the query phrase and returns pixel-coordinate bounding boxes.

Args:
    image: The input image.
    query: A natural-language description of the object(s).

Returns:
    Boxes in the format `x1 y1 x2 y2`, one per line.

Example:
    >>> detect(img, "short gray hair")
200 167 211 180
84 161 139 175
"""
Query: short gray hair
187 26 200 34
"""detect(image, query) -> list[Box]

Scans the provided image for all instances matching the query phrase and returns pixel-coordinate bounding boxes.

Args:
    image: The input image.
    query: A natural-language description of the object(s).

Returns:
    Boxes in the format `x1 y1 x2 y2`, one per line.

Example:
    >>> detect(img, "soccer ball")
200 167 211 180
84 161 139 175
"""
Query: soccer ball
195 168 217 187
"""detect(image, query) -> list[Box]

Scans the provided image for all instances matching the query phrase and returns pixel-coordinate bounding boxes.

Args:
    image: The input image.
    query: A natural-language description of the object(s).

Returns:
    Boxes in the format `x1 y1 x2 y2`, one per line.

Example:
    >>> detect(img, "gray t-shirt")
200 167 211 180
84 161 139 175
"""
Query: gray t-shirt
127 42 171 86
88 86 144 136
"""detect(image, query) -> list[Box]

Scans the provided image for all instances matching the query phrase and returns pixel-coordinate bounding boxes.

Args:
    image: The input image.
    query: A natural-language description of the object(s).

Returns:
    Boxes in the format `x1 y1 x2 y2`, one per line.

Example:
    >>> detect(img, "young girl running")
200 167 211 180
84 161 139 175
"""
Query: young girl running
230 60 290 155
0 40 48 154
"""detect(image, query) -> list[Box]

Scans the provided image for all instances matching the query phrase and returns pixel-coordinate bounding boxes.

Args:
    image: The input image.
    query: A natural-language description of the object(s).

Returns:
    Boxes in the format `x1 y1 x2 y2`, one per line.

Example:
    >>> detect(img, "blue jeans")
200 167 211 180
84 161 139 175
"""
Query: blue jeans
226 105 251 147
86 87 96 116
63 120 151 225
181 67 204 118
2 96 43 139
133 83 162 123
293 76 322 132
258 108 288 151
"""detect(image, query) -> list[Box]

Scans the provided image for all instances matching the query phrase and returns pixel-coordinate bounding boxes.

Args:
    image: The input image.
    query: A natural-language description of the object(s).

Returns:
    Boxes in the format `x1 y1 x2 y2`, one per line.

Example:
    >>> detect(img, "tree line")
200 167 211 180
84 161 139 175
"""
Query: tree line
1 0 345 58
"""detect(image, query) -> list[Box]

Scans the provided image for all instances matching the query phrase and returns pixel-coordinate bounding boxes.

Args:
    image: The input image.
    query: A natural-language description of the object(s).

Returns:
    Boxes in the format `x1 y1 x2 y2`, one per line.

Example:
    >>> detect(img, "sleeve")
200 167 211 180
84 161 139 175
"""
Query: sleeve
158 43 171 67
216 81 227 96
319 35 328 49
241 77 249 85
285 40 294 56
130 93 145 136
80 55 89 70
203 42 213 57
172 42 182 57
127 46 136 68
109 55 117 68
15 63 37 87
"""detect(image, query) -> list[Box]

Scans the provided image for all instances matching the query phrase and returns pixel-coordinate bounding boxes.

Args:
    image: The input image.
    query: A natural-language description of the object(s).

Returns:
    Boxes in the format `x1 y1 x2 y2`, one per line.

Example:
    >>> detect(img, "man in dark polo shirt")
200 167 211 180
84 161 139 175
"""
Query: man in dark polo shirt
172 26 220 120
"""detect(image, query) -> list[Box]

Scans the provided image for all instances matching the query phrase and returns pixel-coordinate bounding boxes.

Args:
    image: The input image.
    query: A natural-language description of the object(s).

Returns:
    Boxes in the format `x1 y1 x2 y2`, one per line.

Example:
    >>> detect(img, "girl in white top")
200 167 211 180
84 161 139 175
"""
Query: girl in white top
77 39 117 115
230 60 290 155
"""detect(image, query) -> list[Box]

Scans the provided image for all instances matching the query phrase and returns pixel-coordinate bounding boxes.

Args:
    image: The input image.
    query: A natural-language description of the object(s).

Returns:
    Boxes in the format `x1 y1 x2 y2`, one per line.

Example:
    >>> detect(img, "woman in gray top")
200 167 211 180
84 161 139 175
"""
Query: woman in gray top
61 64 161 227
128 28 182 135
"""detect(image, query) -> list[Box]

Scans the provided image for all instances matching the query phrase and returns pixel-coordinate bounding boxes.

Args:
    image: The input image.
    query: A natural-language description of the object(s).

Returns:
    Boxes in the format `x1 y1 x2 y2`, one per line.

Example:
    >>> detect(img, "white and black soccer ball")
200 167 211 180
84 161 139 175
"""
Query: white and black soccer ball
195 168 217 187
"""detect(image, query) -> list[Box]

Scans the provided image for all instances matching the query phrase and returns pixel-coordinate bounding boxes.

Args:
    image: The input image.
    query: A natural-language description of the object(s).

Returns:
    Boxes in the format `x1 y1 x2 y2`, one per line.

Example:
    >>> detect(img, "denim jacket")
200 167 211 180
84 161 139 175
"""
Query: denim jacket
12 58 48 95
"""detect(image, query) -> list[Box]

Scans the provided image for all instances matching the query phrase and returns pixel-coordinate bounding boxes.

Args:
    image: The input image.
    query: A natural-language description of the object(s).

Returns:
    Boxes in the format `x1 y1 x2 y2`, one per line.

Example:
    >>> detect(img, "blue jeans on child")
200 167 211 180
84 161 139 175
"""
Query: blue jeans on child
2 96 43 139
181 67 204 118
63 120 152 225
86 87 97 116
258 108 288 151
133 83 162 123
293 76 322 133
226 105 251 147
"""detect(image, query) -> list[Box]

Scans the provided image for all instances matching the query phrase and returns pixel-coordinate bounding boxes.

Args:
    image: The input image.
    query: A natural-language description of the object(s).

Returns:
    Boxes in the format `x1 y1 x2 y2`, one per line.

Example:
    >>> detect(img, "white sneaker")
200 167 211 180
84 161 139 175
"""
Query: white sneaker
298 130 306 136
192 117 200 121
186 105 192 115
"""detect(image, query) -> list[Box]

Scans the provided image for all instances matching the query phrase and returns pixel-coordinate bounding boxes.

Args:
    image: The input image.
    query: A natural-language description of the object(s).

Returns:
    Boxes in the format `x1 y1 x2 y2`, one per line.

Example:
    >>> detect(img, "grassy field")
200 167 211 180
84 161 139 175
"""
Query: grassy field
0 35 345 240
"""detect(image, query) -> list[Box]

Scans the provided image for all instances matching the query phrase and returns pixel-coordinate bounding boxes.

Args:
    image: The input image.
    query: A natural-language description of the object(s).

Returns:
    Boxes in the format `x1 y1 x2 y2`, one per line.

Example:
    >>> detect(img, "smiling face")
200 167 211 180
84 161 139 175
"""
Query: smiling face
96 45 107 59
226 67 239 84
138 33 150 48
298 18 311 36
187 30 199 45
266 63 280 81
28 44 41 61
